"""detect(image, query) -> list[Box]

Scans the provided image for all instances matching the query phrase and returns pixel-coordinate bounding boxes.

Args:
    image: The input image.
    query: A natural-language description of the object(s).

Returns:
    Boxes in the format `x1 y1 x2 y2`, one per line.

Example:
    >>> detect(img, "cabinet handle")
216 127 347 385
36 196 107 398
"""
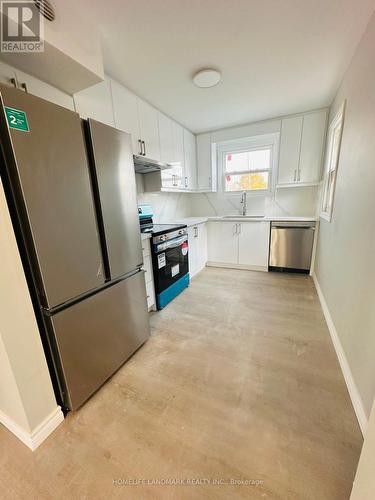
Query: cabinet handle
238 223 241 234
138 139 142 155
294 169 297 182
20 82 28 93
185 176 188 188
142 140 146 156
233 224 237 235
194 226 198 237
10 77 17 89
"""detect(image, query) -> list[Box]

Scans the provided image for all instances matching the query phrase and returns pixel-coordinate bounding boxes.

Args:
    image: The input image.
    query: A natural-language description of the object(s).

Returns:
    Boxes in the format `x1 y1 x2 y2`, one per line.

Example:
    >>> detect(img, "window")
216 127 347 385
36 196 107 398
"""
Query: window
218 134 278 193
321 102 345 221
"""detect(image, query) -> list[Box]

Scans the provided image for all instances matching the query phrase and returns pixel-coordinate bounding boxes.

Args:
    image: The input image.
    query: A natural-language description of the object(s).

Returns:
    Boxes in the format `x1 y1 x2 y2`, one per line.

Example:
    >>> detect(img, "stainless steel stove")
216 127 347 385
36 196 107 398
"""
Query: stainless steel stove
139 205 190 309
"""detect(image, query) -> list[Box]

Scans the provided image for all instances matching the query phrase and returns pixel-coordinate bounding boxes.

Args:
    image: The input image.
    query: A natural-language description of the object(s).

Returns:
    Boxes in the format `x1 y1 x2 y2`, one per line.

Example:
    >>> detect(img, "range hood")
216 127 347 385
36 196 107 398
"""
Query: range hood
133 155 171 174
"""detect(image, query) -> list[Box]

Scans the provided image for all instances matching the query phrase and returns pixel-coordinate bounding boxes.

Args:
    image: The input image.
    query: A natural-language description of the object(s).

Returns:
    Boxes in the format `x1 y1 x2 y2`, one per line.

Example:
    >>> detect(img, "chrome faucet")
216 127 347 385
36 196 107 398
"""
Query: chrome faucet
240 191 247 216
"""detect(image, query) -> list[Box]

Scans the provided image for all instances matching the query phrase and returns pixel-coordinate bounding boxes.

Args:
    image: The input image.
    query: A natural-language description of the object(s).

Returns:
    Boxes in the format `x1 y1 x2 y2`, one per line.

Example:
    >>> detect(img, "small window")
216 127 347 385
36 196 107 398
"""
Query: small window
321 102 345 221
224 148 271 192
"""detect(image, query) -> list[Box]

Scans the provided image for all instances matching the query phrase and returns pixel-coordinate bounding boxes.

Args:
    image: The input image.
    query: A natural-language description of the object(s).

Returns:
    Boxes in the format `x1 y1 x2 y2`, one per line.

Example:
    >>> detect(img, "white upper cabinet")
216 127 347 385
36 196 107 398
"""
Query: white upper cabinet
197 133 216 192
183 129 197 190
278 115 303 185
158 112 174 163
111 80 141 154
74 79 115 126
277 110 327 187
15 70 75 111
172 121 185 166
138 99 161 161
299 110 327 184
0 63 74 110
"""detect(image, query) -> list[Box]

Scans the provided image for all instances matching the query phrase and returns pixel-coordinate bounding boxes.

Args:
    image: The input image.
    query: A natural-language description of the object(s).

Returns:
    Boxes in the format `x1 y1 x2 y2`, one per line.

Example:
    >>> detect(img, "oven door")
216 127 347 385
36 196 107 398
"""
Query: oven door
152 235 189 293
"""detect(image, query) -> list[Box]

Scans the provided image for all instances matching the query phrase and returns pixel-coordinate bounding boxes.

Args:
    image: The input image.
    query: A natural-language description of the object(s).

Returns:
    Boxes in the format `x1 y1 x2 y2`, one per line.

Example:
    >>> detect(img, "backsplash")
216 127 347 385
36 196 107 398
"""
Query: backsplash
136 174 319 220
188 187 319 217
136 174 192 221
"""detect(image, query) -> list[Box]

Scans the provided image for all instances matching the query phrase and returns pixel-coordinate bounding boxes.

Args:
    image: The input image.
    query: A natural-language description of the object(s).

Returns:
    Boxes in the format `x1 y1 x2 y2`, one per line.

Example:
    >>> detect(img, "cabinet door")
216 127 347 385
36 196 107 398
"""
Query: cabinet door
238 221 270 268
299 110 327 184
172 121 184 166
158 112 174 163
0 61 17 87
111 80 141 155
187 226 198 277
183 128 197 190
207 222 238 264
138 98 160 161
197 133 212 191
197 223 208 271
278 116 303 185
15 70 74 111
74 79 115 126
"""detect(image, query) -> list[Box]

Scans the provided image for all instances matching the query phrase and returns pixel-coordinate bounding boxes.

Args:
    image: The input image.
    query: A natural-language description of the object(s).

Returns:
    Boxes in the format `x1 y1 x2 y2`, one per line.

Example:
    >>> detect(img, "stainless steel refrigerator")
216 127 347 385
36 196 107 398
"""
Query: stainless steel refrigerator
0 84 150 410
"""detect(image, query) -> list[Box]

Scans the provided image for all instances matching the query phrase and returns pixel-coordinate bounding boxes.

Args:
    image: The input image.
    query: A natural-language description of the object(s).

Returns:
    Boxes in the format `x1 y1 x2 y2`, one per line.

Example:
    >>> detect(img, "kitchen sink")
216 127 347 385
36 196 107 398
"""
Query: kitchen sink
223 215 265 219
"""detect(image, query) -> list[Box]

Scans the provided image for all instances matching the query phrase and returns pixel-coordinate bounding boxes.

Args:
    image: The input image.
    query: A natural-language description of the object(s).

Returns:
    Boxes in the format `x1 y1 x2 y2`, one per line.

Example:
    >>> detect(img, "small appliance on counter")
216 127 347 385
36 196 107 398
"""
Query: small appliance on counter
139 205 189 309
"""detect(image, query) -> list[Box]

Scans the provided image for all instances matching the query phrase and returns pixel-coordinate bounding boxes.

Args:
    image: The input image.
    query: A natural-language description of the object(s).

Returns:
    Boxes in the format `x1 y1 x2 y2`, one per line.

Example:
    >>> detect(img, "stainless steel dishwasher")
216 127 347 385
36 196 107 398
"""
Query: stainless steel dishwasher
269 221 315 273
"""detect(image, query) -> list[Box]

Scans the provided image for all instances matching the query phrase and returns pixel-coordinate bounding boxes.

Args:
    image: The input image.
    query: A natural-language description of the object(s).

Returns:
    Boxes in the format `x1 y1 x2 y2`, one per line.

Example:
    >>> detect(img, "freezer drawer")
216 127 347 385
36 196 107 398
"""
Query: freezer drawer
269 222 315 271
49 271 150 410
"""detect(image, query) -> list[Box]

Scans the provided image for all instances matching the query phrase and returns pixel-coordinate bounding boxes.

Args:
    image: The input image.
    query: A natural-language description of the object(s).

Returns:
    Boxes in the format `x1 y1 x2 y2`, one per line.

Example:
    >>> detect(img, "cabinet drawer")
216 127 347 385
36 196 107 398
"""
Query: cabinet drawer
146 281 155 309
142 256 152 284
141 239 150 258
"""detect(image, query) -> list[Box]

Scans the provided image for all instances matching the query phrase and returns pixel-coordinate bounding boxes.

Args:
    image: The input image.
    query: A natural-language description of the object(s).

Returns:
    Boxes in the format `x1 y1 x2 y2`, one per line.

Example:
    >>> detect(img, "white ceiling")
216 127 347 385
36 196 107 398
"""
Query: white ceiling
90 0 374 133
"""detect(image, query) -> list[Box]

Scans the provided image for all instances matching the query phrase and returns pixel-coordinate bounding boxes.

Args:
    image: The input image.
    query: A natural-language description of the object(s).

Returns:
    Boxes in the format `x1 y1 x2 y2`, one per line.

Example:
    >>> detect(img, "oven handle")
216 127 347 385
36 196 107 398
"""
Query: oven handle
155 235 188 253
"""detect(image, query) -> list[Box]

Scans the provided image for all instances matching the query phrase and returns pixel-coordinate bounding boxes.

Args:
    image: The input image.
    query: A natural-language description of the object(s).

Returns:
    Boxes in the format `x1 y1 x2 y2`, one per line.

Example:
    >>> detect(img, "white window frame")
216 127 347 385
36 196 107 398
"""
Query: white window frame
217 133 279 195
320 101 346 222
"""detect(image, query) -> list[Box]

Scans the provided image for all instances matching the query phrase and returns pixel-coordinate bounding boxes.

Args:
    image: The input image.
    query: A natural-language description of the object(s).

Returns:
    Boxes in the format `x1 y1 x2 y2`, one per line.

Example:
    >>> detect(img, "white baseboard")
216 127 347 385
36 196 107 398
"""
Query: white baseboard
312 273 368 435
206 262 268 272
0 406 64 451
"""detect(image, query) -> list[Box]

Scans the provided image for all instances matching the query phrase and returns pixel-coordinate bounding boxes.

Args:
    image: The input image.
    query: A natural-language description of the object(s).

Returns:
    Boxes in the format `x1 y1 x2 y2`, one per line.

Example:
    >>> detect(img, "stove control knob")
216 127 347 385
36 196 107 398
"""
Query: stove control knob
178 230 183 235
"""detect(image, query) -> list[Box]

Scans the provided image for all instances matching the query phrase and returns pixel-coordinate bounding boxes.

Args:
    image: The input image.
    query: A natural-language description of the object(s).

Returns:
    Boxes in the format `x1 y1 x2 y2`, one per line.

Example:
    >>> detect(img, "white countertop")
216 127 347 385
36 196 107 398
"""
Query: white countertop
208 215 318 222
158 217 209 227
159 215 317 226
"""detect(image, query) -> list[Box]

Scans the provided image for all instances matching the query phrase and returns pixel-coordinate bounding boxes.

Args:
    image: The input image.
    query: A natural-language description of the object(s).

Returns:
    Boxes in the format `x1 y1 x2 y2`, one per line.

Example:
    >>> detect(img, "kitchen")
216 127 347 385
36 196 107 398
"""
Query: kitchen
0 1 375 499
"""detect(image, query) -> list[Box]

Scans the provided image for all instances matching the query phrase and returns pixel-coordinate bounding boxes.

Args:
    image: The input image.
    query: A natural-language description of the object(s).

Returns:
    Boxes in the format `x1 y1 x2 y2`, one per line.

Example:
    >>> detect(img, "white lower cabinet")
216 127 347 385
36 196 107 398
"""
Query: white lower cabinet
207 221 238 264
238 221 270 267
141 238 156 311
188 223 207 278
207 221 270 270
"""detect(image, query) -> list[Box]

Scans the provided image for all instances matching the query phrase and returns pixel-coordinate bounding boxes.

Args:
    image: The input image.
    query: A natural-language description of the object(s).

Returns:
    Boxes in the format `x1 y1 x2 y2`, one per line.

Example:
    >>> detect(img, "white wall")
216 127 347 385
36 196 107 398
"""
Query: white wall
315 11 375 418
0 178 63 447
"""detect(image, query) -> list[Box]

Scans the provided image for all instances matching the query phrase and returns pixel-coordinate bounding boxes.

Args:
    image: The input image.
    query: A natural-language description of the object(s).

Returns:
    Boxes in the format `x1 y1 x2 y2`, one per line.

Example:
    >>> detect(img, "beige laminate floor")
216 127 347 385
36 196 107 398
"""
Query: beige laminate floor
0 268 362 499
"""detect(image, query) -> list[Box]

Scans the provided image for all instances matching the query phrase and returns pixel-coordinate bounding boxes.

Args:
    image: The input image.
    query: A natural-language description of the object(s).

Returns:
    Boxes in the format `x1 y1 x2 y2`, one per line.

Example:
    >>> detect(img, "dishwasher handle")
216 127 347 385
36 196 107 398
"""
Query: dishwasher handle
272 225 315 230
271 221 315 229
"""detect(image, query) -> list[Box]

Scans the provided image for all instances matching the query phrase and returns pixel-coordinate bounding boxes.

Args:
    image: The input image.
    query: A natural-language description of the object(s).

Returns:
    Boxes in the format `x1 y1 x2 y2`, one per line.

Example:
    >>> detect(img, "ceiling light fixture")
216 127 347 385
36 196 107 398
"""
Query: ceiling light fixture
193 68 221 88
